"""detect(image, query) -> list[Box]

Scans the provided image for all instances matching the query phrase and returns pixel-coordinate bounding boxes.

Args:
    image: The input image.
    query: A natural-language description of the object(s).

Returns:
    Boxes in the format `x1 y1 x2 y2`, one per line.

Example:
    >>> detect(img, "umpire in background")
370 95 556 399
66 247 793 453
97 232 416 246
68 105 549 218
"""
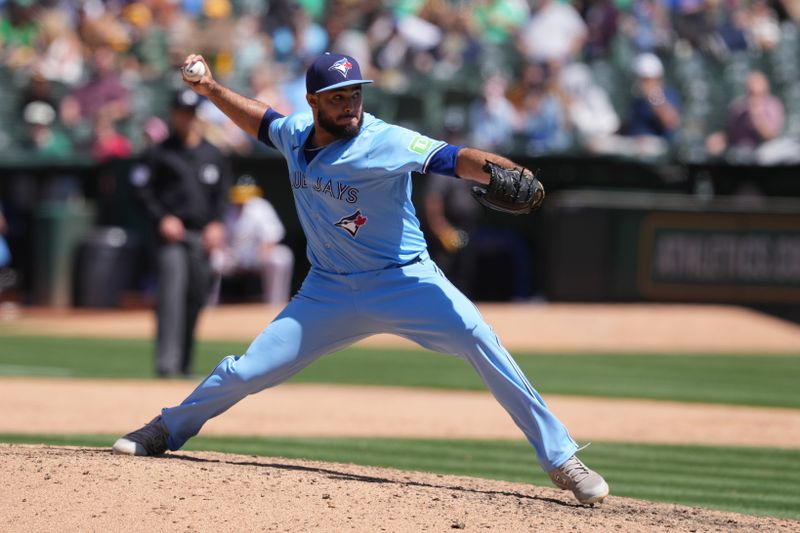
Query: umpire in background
131 88 232 377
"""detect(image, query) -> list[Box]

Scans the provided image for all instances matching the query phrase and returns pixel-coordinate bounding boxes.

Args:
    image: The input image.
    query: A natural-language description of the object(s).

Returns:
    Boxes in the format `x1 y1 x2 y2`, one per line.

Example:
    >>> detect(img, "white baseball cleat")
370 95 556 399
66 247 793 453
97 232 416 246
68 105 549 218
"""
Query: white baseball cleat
112 416 169 456
548 455 609 505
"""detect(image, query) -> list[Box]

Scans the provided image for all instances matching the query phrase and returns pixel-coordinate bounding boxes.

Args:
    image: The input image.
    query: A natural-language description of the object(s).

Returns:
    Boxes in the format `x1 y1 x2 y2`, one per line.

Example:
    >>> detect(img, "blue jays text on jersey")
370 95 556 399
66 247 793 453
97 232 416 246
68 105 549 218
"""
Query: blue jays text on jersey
291 171 360 204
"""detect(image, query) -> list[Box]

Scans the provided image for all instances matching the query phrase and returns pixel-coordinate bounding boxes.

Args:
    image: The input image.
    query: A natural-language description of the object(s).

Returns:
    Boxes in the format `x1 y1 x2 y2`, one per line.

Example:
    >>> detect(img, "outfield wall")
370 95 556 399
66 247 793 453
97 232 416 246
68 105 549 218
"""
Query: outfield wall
543 191 800 306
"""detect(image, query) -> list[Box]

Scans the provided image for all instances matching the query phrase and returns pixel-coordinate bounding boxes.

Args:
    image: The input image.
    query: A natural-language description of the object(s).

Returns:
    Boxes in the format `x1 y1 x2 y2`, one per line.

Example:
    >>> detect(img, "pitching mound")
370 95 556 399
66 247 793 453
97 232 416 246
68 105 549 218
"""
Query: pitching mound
2 444 796 532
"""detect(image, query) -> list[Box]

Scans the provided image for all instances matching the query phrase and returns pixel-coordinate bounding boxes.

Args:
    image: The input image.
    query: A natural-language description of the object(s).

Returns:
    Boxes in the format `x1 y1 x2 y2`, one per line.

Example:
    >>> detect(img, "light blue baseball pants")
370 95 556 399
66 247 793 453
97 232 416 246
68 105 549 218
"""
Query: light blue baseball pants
160 254 578 471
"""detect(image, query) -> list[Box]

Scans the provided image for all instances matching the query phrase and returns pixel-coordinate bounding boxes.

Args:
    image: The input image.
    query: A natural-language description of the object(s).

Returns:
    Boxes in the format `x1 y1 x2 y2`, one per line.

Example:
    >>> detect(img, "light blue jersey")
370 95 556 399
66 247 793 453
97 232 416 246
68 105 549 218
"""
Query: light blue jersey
267 112 445 273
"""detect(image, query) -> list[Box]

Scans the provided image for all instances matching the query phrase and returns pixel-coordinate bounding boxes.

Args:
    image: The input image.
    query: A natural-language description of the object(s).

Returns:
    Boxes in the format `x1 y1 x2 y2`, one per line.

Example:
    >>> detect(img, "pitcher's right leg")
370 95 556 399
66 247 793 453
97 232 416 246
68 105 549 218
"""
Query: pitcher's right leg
116 270 372 454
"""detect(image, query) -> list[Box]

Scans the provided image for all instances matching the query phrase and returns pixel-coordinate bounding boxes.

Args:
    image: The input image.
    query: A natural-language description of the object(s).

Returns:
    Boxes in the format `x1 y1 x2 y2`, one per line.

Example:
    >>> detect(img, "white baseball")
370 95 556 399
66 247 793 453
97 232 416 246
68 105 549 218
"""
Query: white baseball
183 61 206 82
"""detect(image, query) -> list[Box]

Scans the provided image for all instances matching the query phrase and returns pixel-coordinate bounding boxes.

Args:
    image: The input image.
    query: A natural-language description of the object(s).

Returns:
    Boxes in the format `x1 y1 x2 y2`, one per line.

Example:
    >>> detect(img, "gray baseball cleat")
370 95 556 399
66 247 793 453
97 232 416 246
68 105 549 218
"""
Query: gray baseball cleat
112 415 169 456
548 455 609 504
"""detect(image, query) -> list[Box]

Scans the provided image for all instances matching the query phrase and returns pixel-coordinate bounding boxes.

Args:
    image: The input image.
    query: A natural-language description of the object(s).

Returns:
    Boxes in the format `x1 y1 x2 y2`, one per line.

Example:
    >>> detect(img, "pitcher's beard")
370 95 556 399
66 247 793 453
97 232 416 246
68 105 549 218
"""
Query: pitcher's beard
318 110 363 139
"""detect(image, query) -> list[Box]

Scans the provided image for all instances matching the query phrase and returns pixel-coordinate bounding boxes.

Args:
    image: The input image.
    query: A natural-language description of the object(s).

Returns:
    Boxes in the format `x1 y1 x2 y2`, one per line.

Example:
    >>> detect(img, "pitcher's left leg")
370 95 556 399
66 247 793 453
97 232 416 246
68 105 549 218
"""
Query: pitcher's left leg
435 296 610 502
376 259 577 471
461 320 578 470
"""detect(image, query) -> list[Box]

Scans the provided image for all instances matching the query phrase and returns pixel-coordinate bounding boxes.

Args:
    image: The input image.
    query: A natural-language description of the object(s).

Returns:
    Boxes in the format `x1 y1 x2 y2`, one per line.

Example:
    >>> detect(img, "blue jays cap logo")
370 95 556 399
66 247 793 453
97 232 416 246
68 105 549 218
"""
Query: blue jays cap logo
329 57 353 79
306 52 373 94
335 210 368 237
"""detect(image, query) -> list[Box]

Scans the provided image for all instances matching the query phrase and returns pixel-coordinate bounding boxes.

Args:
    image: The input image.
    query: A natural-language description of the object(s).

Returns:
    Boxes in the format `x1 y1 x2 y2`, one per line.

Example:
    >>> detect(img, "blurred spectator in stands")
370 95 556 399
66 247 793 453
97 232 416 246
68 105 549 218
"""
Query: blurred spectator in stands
271 2 327 67
581 0 620 61
711 6 750 57
131 89 232 378
21 100 73 157
670 0 715 52
76 1 135 58
197 96 255 155
350 0 387 34
246 62 291 152
190 12 262 153
202 0 233 20
250 62 292 115
0 206 10 269
19 68 58 115
35 8 84 85
508 62 538 110
231 14 274 82
746 0 782 51
471 0 529 46
208 175 294 306
617 0 673 54
622 52 681 155
517 0 587 67
777 0 800 22
368 2 447 87
123 1 170 80
158 2 198 67
90 109 132 162
705 70 786 161
21 99 80 200
559 62 620 152
280 56 313 113
0 0 39 71
436 9 482 79
514 62 571 155
142 116 169 147
370 14 415 89
364 1 409 86
59 44 131 147
468 72 519 152
261 0 299 34
0 203 15 302
323 3 371 77
413 0 479 81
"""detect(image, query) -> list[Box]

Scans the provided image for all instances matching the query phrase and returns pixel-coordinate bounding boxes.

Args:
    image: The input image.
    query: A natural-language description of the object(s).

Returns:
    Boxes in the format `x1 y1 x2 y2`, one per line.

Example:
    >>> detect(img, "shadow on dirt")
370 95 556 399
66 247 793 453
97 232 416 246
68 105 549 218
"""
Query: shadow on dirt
160 451 580 509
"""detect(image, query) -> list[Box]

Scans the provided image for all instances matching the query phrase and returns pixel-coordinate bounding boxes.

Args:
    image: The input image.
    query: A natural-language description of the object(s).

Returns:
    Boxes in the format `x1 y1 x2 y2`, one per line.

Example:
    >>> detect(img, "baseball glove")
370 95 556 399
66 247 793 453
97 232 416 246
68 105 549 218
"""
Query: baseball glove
471 161 545 215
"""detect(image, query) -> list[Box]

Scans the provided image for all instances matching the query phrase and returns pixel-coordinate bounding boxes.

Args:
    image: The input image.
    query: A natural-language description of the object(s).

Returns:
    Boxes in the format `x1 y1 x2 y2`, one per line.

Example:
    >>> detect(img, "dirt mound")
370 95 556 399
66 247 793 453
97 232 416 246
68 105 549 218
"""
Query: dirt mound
2 444 796 532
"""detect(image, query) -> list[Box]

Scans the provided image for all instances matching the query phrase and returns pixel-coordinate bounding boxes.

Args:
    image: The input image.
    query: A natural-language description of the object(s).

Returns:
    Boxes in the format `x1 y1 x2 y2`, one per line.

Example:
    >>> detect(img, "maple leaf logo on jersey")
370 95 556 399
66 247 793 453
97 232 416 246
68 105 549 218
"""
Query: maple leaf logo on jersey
328 57 352 79
335 210 368 237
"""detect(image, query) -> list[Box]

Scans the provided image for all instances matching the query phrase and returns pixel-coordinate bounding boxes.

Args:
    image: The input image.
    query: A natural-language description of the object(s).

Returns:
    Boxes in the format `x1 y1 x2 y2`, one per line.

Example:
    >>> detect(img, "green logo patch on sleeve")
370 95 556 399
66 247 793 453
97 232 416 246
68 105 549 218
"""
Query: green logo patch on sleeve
408 135 433 154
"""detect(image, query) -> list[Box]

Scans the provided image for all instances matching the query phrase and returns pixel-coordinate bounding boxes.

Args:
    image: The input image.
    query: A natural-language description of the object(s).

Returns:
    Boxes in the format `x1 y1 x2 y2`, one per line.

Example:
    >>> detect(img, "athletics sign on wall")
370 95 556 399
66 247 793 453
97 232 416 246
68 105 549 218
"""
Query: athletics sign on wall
638 213 800 303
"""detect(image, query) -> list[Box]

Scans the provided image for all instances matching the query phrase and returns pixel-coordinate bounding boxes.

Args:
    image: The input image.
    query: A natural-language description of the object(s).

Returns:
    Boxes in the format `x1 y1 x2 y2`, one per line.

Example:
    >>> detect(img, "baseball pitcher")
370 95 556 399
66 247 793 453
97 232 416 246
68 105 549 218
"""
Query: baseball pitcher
113 52 608 505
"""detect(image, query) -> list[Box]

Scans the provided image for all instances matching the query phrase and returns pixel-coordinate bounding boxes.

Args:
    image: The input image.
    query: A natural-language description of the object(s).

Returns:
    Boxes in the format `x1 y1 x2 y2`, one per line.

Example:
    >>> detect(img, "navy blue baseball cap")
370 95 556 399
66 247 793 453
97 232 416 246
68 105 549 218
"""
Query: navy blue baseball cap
306 52 373 94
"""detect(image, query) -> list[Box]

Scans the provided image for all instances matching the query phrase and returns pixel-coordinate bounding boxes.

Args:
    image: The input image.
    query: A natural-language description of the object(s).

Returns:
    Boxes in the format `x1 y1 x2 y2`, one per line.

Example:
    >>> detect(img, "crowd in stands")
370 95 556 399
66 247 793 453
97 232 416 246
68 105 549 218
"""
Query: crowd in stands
2 0 800 166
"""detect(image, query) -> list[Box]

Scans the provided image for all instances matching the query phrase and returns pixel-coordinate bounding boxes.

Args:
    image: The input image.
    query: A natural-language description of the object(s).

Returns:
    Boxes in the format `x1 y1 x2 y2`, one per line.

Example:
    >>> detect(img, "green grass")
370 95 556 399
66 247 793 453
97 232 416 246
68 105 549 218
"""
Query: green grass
3 433 799 520
1 334 799 407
